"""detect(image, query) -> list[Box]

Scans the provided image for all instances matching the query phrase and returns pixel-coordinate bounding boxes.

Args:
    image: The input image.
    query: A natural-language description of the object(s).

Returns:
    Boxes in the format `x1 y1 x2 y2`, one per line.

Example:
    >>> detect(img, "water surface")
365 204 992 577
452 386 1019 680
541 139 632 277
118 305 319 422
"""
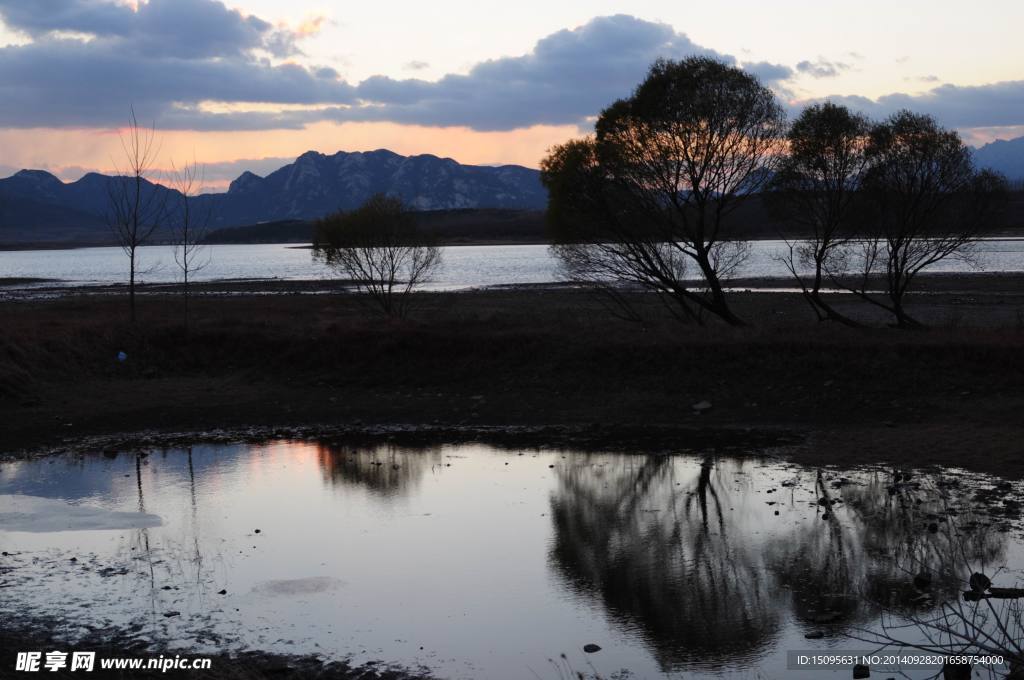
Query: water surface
3 240 1024 290
1 441 1021 679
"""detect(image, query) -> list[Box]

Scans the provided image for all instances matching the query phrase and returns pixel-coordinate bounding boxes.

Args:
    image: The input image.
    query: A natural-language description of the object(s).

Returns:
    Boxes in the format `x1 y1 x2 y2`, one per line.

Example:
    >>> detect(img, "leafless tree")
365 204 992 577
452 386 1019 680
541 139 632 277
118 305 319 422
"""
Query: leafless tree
542 58 787 326
312 194 441 318
848 491 1023 679
835 111 1008 327
766 102 871 326
169 158 212 332
107 107 166 322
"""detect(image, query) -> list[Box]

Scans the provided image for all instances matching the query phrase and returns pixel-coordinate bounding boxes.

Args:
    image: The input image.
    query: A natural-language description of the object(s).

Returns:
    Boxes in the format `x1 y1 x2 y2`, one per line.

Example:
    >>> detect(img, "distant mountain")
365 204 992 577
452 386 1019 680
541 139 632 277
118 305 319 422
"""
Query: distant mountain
0 149 548 245
212 150 547 226
973 136 1024 183
0 169 175 245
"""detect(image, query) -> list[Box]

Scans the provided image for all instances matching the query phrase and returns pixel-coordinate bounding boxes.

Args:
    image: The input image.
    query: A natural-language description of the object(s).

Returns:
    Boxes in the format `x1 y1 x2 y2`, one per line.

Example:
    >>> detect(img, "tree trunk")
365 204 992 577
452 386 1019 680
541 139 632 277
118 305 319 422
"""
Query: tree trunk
694 248 745 327
129 247 136 323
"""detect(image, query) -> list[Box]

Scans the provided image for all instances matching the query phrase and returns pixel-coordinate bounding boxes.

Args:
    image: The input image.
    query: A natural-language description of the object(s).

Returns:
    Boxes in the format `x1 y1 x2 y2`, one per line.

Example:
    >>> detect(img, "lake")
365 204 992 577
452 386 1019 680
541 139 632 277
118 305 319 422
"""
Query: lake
1 440 1021 679
3 239 1024 291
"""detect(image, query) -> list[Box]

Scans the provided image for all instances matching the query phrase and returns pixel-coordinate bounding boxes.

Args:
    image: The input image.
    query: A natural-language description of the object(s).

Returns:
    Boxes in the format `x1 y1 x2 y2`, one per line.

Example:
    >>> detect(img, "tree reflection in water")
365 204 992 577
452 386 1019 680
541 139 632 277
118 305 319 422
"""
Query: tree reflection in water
548 454 1010 673
549 454 780 671
315 442 444 495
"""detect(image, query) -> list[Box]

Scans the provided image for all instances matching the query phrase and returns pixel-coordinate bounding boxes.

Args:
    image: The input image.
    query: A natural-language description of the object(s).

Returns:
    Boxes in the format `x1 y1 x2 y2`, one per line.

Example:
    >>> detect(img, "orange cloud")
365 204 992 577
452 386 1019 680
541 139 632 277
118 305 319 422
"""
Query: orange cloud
293 14 328 38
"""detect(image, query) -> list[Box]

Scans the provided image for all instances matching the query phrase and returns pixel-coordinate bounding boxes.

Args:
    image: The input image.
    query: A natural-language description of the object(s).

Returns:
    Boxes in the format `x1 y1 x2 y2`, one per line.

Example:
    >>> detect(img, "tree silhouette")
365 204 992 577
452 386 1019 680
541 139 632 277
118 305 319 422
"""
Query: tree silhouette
843 111 1008 327
313 194 441 319
766 102 871 326
542 58 786 326
107 107 167 323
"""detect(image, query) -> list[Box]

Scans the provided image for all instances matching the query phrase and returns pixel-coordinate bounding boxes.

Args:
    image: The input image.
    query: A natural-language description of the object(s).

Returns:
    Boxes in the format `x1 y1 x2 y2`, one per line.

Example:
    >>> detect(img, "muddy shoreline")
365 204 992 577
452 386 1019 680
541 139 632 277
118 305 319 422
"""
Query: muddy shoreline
1 622 432 679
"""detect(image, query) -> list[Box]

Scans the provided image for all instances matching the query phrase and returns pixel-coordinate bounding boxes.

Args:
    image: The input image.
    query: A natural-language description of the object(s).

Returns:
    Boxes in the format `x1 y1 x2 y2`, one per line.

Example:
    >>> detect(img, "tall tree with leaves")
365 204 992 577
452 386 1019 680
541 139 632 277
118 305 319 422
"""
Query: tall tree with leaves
766 102 871 326
107 108 166 322
543 58 786 326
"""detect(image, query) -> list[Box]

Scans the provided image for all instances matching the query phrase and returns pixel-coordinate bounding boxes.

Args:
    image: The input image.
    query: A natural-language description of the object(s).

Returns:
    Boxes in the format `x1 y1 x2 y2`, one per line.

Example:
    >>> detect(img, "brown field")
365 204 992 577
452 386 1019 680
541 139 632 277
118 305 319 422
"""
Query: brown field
1 276 1023 477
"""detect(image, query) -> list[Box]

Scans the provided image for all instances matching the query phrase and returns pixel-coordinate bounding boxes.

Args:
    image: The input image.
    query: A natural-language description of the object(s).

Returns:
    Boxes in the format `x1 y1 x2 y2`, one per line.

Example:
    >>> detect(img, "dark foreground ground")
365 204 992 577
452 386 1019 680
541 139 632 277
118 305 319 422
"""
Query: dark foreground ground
1 274 1023 478
0 630 426 680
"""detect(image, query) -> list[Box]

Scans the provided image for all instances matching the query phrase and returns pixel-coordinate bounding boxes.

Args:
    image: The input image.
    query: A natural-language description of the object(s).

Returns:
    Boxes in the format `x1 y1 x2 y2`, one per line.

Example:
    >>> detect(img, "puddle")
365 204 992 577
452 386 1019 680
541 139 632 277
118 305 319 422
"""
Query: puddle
0 441 1021 678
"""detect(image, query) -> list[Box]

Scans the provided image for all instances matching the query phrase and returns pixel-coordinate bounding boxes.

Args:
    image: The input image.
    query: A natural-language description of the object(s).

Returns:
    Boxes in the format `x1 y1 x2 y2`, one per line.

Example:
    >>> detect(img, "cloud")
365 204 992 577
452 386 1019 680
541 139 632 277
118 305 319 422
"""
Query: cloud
818 80 1024 129
0 0 295 58
332 14 735 131
795 58 850 79
2 6 1023 136
741 61 794 84
0 10 734 132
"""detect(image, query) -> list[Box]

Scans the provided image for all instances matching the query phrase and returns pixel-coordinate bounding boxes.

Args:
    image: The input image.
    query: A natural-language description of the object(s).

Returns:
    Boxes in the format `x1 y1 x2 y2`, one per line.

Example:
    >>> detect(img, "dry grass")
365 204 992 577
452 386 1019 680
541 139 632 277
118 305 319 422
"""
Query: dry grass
1 284 1022 474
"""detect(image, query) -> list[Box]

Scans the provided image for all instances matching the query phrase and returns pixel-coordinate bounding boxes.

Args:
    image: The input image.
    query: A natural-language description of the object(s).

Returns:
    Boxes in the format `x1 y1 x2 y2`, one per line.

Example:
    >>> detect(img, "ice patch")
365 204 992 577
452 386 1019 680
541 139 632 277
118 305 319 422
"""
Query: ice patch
0 494 163 532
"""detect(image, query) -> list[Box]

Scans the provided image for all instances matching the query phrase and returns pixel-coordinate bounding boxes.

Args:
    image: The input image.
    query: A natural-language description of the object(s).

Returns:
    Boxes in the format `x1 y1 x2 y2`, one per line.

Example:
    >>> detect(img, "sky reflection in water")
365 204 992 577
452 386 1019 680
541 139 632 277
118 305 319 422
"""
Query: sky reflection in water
0 441 1020 679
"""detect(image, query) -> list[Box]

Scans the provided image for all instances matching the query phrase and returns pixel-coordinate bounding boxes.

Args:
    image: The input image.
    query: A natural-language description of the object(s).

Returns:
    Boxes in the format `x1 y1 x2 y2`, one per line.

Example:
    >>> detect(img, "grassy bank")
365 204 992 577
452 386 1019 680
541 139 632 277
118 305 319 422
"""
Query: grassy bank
1 282 1023 476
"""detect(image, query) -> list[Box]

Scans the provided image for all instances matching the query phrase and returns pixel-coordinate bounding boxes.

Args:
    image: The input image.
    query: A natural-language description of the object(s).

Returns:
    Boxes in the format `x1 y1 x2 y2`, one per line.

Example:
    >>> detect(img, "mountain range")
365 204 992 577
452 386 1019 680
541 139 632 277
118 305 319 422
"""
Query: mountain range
0 149 548 245
1 138 1021 246
973 136 1024 184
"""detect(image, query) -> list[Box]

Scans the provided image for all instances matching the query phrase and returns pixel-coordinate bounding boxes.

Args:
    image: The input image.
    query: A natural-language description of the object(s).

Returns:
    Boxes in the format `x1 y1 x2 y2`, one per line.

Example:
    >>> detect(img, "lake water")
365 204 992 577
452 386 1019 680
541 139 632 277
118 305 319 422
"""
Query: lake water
1 441 1021 679
2 240 1024 291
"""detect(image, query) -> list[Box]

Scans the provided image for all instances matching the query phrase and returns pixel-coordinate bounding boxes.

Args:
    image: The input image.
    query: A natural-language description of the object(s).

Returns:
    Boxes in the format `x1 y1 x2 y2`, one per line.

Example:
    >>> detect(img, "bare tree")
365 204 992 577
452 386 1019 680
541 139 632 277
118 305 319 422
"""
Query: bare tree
838 111 1007 327
312 194 441 318
542 58 786 326
766 102 871 326
169 159 212 332
107 107 166 322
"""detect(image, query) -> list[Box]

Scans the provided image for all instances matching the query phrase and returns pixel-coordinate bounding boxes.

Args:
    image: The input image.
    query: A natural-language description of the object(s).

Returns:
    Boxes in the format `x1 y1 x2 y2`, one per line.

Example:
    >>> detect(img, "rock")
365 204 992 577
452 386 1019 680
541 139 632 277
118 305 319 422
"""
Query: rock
853 663 870 678
774 510 780 516
583 644 601 653
942 661 972 679
804 631 825 639
254 529 261 534
97 567 129 578
969 572 991 593
913 572 932 590
218 589 227 595
163 611 181 618
691 400 713 412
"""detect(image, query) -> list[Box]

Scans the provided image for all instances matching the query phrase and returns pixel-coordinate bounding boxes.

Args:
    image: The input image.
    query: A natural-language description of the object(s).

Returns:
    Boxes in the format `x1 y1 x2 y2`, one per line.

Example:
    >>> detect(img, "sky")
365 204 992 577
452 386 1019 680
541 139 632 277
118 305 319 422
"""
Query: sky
1 0 1022 190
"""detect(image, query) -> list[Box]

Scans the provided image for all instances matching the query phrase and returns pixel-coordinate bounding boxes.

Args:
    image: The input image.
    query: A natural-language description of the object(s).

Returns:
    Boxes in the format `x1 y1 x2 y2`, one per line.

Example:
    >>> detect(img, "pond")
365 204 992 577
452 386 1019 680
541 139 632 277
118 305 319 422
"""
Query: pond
1 440 1022 679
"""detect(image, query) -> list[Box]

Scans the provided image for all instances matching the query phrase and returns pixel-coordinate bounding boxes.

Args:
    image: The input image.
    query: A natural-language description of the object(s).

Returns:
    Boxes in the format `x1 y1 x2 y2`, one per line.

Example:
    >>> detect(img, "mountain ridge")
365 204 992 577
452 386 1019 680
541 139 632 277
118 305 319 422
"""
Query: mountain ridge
974 136 1024 183
0 149 548 244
